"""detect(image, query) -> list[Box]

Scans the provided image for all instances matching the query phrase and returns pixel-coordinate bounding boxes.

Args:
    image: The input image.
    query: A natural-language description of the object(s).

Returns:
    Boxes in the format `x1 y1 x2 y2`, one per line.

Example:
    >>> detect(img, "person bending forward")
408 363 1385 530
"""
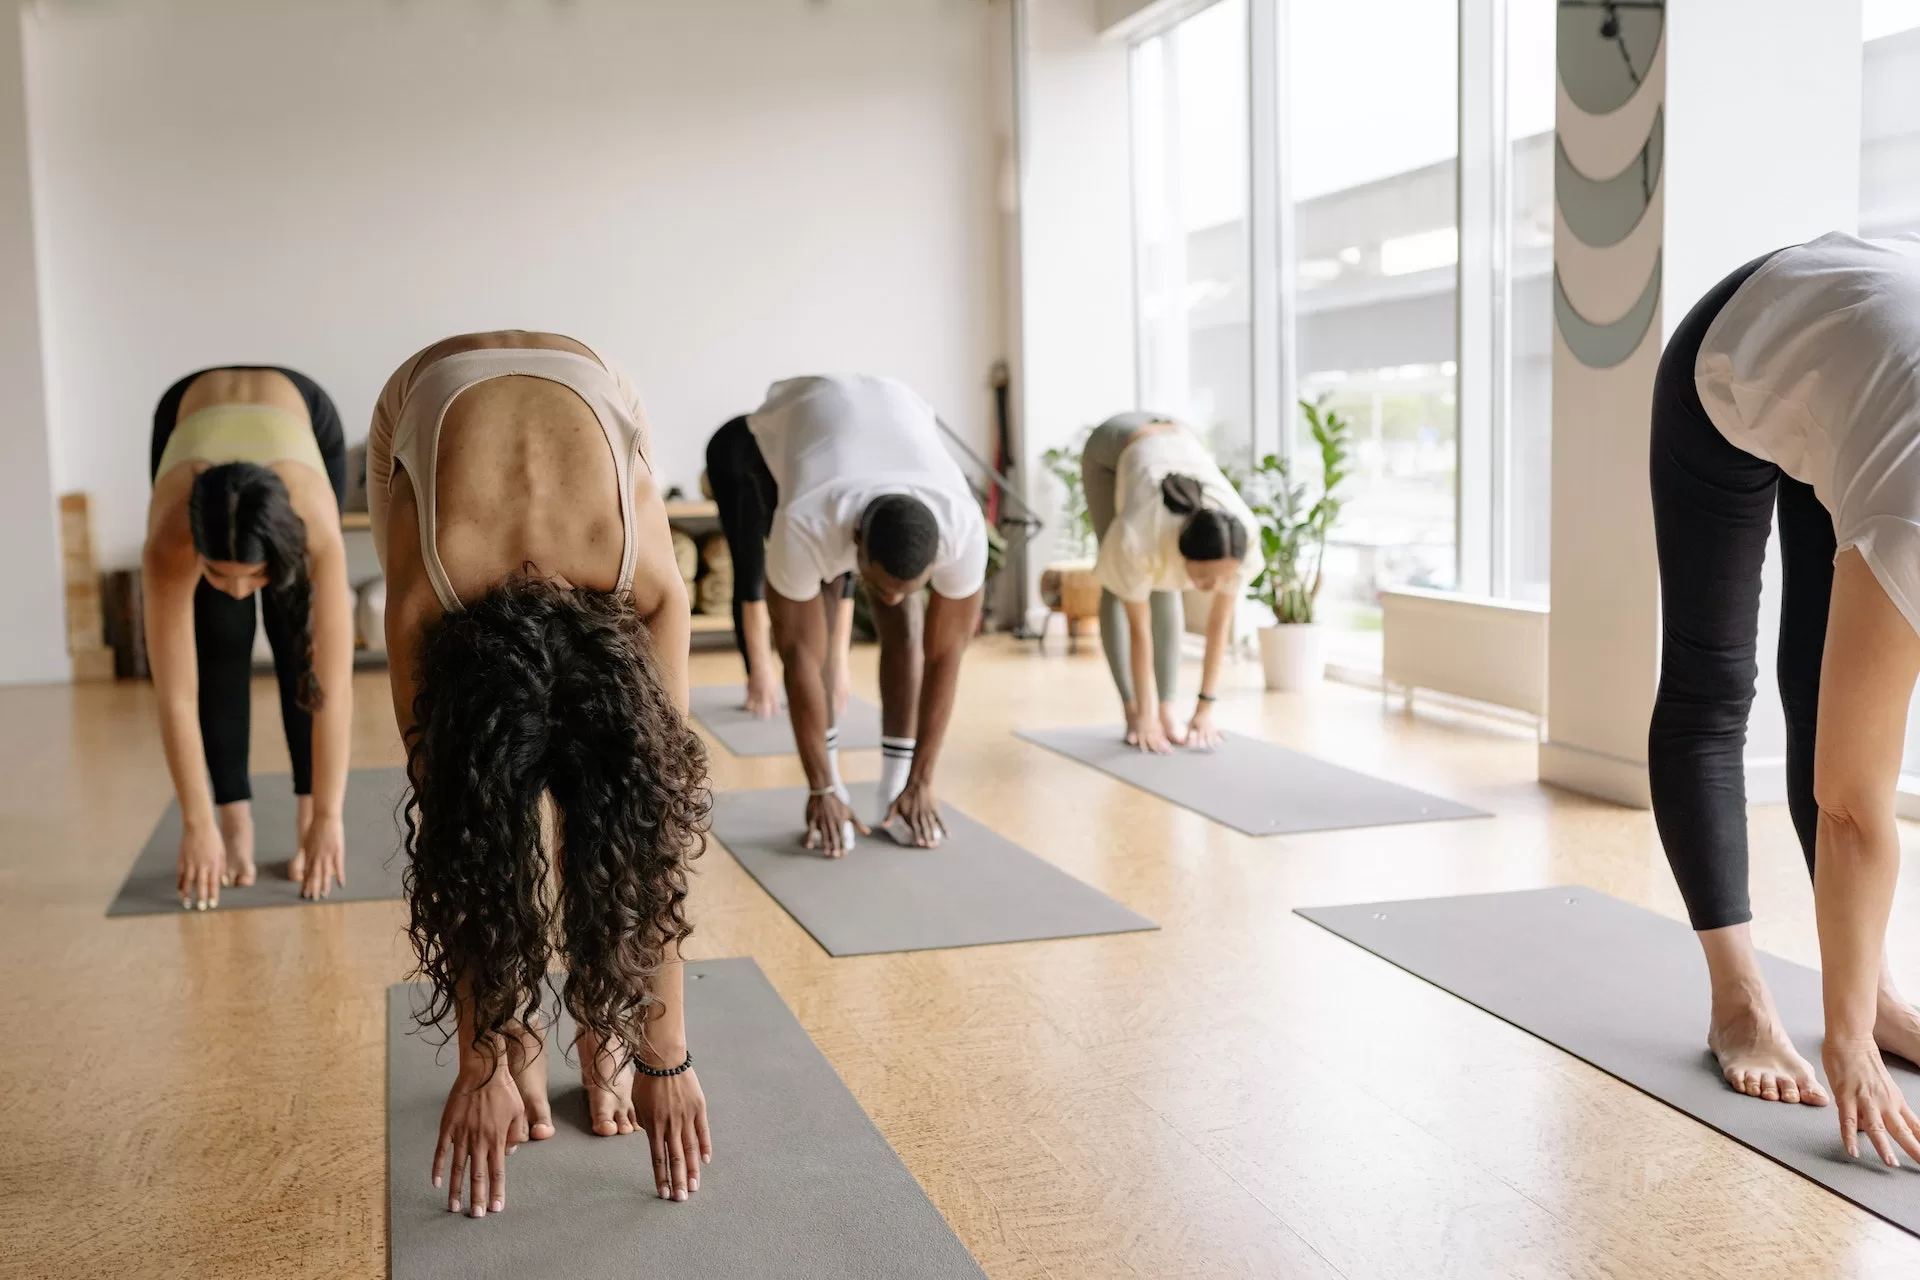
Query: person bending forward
370 331 711 1216
143 366 354 909
1649 233 1920 1166
745 374 988 854
1083 412 1258 753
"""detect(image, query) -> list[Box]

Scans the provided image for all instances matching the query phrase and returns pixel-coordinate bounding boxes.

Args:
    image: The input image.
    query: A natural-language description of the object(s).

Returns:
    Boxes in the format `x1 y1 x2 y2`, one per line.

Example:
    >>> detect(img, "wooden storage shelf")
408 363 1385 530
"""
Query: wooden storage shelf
688 613 732 633
340 510 372 530
665 500 719 520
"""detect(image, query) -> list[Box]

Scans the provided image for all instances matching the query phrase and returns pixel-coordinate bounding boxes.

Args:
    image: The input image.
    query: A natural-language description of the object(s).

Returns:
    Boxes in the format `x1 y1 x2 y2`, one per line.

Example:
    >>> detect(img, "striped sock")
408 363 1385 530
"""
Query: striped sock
825 726 851 804
878 735 916 821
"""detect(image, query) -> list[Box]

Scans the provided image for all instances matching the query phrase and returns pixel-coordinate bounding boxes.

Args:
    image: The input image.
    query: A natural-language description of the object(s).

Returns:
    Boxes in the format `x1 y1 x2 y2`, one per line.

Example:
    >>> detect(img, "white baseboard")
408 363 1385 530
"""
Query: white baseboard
1538 741 1651 809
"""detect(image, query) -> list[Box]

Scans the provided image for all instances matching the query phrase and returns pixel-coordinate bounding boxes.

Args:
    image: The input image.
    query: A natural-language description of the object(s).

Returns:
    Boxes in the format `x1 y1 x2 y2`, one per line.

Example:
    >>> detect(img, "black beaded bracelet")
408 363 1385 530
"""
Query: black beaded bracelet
633 1049 695 1078
1196 692 1218 703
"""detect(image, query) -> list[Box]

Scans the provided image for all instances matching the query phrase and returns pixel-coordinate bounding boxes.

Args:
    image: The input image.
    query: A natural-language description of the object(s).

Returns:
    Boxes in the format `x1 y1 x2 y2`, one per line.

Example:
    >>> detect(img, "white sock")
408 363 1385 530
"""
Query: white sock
878 736 915 823
825 726 851 804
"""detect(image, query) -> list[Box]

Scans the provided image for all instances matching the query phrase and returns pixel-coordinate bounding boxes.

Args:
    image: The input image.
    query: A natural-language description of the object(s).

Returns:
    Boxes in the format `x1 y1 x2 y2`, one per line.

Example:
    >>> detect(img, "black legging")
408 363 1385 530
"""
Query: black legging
151 367 347 806
1648 249 1832 932
704 415 853 674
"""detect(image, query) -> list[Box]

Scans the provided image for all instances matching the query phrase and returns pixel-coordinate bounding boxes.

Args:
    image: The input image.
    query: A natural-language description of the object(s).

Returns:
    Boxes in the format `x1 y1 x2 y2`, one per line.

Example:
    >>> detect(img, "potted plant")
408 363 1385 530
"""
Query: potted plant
1040 427 1096 560
1238 398 1352 690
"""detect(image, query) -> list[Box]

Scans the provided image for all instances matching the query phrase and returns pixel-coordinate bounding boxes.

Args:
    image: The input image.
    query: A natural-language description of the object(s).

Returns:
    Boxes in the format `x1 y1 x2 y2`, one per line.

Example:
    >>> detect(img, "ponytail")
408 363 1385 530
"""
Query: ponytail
1161 472 1249 563
189 462 321 711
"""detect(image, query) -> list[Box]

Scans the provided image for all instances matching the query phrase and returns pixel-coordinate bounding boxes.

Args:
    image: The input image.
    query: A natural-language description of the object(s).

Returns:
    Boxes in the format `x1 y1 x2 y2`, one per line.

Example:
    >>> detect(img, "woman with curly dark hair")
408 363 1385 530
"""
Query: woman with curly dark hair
143 366 354 909
369 331 711 1218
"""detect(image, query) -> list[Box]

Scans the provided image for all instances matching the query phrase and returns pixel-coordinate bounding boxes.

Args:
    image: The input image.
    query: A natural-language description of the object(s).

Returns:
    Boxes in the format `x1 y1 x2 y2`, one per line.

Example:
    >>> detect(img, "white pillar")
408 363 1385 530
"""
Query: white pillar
1540 0 1863 806
0 1 67 685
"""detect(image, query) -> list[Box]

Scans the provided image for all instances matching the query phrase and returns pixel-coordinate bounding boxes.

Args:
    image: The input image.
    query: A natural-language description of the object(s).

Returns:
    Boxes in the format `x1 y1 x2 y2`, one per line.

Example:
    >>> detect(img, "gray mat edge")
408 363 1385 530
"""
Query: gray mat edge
1291 887 1919 1241
1014 727 1491 837
689 685 883 759
710 786 1158 958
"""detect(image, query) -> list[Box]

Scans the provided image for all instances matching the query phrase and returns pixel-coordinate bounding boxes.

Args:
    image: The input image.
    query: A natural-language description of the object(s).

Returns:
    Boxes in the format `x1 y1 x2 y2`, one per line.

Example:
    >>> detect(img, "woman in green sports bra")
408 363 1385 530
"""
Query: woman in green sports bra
144 365 355 910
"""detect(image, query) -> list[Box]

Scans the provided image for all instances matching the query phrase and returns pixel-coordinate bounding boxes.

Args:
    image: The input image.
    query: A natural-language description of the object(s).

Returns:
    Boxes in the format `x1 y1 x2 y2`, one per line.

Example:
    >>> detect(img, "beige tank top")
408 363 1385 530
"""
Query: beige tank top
388 349 649 612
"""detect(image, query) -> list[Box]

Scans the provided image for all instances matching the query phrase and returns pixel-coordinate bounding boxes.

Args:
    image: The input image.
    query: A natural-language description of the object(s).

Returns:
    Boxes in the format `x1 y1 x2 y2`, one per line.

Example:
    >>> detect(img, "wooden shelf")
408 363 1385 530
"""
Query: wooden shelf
688 613 733 633
665 500 719 520
340 510 371 530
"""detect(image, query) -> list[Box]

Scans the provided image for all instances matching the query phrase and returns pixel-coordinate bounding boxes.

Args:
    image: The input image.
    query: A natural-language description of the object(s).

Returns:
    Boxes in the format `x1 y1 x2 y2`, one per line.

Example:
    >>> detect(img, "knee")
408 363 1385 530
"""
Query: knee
1811 776 1892 842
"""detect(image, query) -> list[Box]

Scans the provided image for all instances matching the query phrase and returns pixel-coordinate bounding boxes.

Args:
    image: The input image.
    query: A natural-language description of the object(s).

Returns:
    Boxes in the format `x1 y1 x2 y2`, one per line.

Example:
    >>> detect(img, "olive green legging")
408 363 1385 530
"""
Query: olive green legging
1082 414 1184 706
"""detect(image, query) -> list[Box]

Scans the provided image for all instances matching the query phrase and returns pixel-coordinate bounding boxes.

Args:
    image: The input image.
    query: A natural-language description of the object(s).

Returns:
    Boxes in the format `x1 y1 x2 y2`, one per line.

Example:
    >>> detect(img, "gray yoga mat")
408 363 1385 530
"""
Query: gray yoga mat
1016 724 1488 836
709 782 1156 956
387 957 985 1279
1297 886 1920 1237
689 684 883 757
107 767 408 916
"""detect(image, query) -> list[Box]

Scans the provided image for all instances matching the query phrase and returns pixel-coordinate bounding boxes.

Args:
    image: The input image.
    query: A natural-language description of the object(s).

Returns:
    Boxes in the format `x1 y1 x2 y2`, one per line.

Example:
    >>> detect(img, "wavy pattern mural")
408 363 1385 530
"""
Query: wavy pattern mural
1556 0 1666 369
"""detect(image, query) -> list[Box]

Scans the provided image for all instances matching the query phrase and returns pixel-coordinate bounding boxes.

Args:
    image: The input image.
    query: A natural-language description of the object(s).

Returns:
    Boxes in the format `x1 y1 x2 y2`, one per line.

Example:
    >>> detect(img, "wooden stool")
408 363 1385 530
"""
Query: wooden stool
1037 560 1103 654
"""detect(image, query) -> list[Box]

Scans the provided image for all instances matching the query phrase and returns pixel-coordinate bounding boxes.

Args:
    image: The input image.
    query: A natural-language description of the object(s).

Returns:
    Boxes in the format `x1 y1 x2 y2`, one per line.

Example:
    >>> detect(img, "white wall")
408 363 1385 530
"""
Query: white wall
1014 0 1137 619
24 0 1005 570
0 1 66 684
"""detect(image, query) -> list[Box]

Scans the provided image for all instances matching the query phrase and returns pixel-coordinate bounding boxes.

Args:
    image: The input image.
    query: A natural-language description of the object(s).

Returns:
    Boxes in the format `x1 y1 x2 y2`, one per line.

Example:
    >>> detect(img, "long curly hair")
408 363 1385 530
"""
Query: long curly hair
189 462 321 710
400 573 709 1068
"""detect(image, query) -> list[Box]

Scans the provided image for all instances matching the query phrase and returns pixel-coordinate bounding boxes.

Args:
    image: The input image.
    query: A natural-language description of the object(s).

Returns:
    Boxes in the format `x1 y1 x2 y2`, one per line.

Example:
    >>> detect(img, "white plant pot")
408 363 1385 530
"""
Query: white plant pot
1258 622 1326 691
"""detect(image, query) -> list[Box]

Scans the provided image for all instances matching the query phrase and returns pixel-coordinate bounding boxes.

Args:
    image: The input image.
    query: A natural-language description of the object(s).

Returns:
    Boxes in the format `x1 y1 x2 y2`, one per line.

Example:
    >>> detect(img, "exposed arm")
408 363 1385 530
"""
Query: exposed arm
629 493 692 714
1815 550 1920 1165
909 586 983 790
770 585 865 854
1186 589 1235 748
631 937 712 1202
142 518 224 907
300 516 356 898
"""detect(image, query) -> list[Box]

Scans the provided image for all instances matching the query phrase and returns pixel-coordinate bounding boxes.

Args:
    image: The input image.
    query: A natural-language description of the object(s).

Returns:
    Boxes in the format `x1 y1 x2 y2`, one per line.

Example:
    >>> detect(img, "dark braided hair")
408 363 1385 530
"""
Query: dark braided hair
1160 473 1249 562
188 462 321 710
401 573 710 1068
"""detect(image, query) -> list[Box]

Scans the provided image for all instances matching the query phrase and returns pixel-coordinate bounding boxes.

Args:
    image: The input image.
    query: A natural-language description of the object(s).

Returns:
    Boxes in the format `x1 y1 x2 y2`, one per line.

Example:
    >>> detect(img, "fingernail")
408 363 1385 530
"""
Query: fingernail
492 1198 503 1211
472 1206 484 1218
676 1189 687 1202
659 1185 669 1199
433 1176 442 1188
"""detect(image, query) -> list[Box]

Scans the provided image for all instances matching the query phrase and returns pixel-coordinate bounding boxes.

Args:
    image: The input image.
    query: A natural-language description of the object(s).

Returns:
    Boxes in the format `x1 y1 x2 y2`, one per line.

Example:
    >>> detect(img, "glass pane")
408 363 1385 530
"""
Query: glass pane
1133 0 1253 467
1506 0 1556 604
1289 0 1459 668
1863 7 1920 237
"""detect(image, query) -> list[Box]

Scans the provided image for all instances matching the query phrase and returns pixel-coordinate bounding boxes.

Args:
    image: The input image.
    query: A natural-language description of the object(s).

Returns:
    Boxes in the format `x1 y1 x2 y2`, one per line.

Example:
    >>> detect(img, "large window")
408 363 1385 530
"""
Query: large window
1289 0 1460 664
1863 2 1920 237
1131 0 1253 467
1129 0 1553 673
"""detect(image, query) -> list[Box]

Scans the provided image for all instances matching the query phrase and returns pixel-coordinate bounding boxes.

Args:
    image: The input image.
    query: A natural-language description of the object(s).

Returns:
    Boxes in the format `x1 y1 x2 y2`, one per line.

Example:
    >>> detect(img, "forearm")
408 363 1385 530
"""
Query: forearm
1816 809 1903 1043
741 600 776 683
157 697 217 829
644 591 693 714
1129 613 1158 708
642 942 689 1064
782 645 833 788
1199 593 1234 698
909 648 964 785
310 696 353 818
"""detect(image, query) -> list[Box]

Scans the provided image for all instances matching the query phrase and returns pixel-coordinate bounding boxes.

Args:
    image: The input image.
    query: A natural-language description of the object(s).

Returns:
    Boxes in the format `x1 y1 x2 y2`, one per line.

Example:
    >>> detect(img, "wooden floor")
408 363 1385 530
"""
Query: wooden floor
6 635 1920 1278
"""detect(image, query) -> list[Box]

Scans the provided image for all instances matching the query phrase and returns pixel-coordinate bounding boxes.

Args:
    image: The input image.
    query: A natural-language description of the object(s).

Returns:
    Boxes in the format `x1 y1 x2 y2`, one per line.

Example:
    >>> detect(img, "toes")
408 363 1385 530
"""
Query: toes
1779 1078 1801 1105
1760 1076 1782 1102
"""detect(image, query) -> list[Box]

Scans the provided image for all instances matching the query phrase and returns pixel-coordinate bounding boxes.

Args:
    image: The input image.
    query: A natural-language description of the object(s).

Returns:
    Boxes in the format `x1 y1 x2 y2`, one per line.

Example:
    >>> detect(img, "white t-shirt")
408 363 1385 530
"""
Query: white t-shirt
747 374 989 602
1094 426 1260 603
1695 232 1920 635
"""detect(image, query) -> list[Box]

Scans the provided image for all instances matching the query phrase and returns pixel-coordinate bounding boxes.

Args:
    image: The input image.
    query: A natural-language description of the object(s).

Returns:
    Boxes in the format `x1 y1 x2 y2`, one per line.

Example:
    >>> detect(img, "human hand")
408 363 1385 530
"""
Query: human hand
745 673 782 720
1134 720 1174 755
432 1057 527 1217
1186 701 1223 750
299 811 346 900
883 779 948 848
1824 1038 1920 1167
804 791 868 858
633 1065 712 1202
177 819 224 910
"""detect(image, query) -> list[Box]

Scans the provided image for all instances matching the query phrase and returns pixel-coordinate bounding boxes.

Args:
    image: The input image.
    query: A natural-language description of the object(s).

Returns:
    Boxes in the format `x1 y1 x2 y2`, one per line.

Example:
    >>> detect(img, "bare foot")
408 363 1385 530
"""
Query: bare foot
1875 988 1920 1068
287 794 314 883
286 849 306 883
1158 702 1189 748
575 1030 638 1137
1709 984 1830 1106
217 802 256 888
508 1022 555 1144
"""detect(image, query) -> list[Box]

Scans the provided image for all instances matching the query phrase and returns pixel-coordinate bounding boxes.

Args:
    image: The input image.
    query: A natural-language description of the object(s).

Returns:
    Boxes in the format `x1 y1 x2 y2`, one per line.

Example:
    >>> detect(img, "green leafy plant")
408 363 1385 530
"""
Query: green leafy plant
1236 398 1353 626
1040 427 1095 560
